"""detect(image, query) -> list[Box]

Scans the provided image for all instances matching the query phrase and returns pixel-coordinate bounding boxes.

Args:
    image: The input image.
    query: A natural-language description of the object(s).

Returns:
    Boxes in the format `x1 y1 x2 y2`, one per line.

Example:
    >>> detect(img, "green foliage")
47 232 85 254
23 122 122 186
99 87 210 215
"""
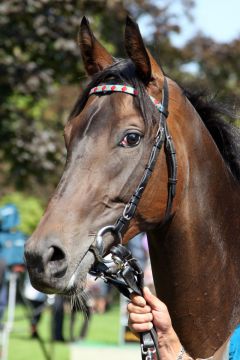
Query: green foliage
0 192 43 235
184 36 240 98
0 0 193 195
0 0 239 197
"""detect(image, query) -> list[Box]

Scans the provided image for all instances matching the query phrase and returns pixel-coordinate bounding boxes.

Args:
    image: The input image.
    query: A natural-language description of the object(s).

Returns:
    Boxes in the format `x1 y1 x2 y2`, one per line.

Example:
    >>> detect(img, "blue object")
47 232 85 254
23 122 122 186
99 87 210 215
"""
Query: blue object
0 231 26 266
229 324 240 360
0 204 19 231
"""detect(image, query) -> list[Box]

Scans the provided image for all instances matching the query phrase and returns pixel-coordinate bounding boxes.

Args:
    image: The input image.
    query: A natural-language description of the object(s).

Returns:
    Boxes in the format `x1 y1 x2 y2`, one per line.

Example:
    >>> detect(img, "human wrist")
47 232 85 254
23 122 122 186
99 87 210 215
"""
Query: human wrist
157 327 182 360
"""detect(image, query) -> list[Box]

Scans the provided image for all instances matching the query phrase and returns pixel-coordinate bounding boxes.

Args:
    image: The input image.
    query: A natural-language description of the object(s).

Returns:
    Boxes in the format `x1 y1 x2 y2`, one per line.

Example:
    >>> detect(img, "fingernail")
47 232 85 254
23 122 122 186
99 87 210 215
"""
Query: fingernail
139 298 146 306
148 322 153 330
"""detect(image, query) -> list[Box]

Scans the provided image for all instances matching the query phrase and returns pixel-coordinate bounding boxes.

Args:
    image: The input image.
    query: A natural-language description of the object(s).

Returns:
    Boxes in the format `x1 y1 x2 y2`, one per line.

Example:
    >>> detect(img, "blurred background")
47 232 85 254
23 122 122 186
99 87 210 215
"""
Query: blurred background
0 0 239 359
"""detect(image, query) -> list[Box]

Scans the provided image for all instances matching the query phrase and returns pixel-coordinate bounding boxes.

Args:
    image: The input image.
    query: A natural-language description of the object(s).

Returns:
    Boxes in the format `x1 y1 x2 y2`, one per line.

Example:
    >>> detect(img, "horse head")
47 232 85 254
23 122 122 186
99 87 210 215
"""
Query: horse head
24 16 240 358
25 16 178 294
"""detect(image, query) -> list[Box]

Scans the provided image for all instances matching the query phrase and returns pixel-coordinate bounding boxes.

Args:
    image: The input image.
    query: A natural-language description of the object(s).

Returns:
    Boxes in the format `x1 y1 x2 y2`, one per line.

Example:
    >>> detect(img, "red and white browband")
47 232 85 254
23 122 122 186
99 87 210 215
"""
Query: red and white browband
89 84 165 113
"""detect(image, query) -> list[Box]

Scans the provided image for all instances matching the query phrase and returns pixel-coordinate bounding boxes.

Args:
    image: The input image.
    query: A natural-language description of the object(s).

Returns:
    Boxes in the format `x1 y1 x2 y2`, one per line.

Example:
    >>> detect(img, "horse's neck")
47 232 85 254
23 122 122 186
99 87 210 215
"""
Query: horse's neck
147 101 240 358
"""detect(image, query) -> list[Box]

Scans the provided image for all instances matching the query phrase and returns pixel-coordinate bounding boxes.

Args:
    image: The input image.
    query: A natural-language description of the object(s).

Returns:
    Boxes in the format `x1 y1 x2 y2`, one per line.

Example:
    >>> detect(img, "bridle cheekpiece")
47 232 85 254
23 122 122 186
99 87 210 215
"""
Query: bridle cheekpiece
89 77 177 255
88 77 177 360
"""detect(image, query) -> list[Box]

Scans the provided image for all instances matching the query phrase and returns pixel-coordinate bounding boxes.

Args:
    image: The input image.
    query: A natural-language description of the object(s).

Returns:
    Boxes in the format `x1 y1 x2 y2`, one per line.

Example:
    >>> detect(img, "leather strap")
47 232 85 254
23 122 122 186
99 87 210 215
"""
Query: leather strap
89 244 160 360
88 78 177 360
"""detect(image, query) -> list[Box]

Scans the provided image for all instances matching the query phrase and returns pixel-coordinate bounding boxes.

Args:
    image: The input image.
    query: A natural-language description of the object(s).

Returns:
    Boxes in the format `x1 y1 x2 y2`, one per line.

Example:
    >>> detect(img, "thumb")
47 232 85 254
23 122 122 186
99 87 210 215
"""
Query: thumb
143 287 166 311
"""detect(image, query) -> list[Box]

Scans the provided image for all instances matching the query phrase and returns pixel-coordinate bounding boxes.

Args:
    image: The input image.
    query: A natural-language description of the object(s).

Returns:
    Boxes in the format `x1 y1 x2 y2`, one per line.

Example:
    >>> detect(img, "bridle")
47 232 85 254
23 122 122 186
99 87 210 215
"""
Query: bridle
88 77 177 360
90 77 177 255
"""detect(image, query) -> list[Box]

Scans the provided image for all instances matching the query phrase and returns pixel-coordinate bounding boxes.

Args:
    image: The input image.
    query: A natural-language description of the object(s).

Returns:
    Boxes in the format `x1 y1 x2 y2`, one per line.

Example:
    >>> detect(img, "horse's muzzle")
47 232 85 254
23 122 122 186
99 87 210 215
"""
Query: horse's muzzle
24 236 68 294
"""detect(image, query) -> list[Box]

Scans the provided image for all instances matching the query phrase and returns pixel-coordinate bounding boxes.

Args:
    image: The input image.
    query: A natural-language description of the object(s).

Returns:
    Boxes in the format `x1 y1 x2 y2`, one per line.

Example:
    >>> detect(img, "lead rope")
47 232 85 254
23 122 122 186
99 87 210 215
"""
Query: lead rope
90 244 160 360
89 77 177 360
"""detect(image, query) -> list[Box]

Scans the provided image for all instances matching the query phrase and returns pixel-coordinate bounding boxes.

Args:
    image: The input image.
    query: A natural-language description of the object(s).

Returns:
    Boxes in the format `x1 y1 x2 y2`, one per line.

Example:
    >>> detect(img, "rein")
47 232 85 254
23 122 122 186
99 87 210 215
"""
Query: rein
89 77 177 360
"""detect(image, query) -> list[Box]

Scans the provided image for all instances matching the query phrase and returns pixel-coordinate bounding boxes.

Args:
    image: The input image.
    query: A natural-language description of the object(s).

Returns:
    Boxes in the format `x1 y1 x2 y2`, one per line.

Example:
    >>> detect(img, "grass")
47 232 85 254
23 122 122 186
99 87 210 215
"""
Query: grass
7 305 68 360
78 305 120 345
5 302 120 360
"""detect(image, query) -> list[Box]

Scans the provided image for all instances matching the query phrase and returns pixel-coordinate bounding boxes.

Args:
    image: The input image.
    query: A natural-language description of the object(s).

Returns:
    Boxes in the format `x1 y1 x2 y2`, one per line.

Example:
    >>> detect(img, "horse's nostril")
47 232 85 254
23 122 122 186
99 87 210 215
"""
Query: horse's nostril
49 246 66 263
25 241 68 281
45 246 67 278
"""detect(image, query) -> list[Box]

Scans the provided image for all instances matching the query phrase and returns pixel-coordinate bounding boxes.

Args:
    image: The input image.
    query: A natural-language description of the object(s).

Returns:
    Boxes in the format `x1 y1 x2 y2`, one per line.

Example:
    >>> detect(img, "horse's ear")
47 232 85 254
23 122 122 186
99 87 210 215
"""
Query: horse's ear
125 16 163 84
79 16 114 76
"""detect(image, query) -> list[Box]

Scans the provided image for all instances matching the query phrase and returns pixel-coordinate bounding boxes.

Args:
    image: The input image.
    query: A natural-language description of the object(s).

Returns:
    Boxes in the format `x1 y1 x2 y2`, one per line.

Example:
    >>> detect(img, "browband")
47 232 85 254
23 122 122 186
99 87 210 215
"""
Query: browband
89 84 166 114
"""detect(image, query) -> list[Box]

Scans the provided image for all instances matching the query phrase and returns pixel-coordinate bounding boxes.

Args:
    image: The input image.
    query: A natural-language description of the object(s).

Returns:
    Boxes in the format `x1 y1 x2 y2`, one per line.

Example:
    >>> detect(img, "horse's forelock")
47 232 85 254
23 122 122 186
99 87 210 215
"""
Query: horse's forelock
69 59 158 132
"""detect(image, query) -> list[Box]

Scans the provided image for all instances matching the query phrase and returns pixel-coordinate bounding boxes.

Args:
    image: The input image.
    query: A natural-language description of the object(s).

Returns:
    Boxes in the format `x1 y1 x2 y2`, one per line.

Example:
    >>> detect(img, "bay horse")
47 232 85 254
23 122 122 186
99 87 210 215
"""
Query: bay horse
24 16 240 358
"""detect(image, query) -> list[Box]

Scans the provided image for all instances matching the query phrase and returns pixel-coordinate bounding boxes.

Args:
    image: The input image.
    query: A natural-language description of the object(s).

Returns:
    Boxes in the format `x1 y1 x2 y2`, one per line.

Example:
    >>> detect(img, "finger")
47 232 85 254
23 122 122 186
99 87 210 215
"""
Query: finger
129 312 153 323
129 321 153 333
143 287 167 311
127 303 152 314
130 293 146 307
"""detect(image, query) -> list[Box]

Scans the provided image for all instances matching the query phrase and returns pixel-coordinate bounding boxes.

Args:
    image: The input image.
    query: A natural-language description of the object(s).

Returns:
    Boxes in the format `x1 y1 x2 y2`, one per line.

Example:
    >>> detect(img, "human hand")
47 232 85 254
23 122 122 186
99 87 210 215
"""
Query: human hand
128 287 172 334
128 287 183 359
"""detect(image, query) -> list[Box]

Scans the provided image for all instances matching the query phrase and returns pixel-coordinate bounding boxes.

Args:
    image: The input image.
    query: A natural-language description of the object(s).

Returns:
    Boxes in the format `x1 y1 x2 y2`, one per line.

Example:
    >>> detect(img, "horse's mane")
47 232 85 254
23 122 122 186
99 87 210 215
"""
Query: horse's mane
70 58 240 182
184 89 240 182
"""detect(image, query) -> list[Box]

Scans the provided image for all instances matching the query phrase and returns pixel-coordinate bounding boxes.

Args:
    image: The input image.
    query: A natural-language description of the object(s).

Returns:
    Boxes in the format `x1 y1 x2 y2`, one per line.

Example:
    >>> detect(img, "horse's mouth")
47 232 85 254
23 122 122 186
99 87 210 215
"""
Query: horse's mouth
27 232 112 296
64 249 95 295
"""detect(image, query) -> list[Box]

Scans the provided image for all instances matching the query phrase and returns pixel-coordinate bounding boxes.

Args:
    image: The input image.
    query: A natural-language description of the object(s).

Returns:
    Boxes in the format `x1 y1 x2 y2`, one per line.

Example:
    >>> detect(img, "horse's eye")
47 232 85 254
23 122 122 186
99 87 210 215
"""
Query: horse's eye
120 132 142 147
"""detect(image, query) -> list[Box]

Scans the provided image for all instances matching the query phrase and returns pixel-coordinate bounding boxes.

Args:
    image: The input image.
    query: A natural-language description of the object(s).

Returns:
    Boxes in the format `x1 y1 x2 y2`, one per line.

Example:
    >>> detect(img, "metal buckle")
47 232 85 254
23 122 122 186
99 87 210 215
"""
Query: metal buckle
122 203 132 220
122 202 137 221
156 125 164 141
141 345 156 360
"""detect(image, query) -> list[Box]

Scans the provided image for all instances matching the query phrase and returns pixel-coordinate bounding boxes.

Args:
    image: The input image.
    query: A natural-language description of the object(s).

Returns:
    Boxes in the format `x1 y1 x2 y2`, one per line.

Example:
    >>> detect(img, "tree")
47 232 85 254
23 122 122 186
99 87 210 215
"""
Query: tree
0 0 194 196
183 34 240 98
3 1 239 196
